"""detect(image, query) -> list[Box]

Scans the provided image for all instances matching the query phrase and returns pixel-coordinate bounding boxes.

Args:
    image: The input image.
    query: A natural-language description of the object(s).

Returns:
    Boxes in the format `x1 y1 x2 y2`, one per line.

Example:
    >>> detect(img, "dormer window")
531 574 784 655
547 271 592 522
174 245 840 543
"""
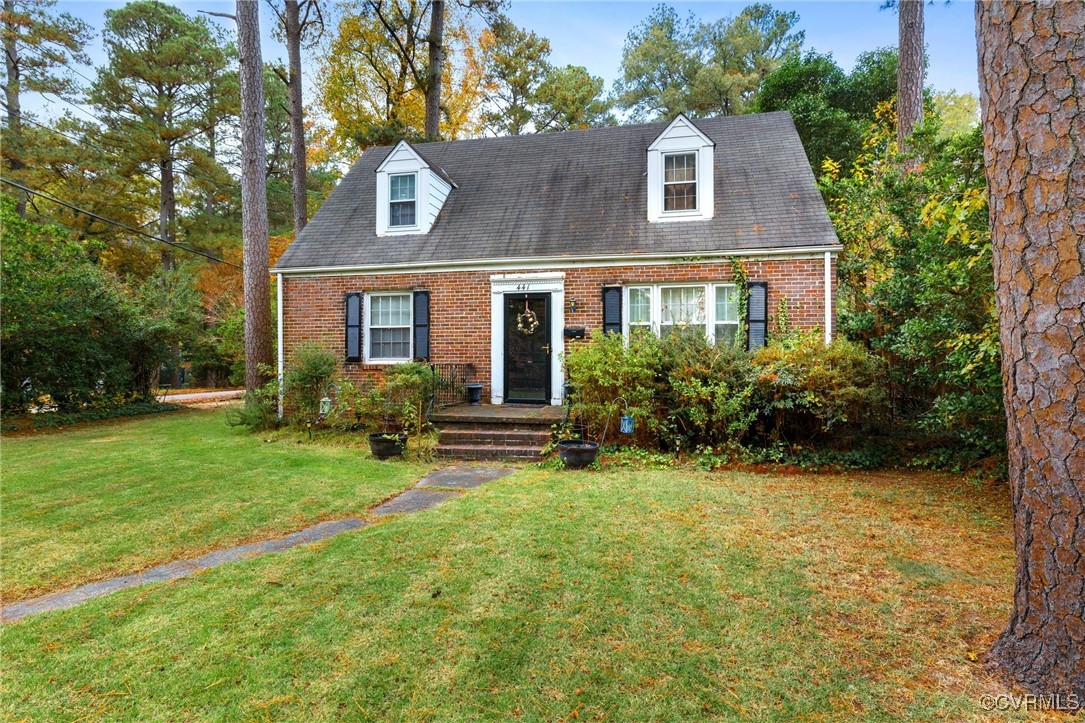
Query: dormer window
663 152 697 212
389 173 417 228
646 114 714 223
375 140 456 236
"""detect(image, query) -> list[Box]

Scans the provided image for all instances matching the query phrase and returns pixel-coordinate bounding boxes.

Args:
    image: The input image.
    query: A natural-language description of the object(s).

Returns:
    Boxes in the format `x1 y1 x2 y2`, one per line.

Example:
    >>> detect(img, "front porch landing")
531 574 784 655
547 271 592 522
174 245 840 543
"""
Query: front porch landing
429 404 564 426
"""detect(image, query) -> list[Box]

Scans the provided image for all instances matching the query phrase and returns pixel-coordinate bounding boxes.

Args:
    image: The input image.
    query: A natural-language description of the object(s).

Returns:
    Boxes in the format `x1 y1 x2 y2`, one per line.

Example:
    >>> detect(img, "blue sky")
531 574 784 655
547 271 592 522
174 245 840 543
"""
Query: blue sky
504 1 980 96
30 0 980 121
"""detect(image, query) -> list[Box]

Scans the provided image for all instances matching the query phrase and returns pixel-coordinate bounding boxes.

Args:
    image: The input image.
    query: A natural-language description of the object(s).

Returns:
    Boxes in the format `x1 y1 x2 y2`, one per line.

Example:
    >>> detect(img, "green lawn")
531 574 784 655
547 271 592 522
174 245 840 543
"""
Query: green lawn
1 409 431 600
1 413 1021 721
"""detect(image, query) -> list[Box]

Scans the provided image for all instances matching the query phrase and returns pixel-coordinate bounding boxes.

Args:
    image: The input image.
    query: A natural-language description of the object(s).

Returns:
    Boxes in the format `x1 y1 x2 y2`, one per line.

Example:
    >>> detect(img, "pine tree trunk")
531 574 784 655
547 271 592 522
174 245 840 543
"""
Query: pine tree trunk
285 0 307 233
206 76 217 217
158 157 181 387
237 0 273 395
896 0 924 150
158 158 175 271
3 0 26 217
424 0 444 142
977 0 1085 705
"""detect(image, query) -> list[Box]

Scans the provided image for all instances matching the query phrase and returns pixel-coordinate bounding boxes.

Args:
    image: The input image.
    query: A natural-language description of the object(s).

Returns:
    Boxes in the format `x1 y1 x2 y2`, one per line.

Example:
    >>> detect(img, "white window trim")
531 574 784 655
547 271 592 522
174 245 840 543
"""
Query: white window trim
387 172 420 232
623 283 739 345
363 291 413 364
660 151 699 217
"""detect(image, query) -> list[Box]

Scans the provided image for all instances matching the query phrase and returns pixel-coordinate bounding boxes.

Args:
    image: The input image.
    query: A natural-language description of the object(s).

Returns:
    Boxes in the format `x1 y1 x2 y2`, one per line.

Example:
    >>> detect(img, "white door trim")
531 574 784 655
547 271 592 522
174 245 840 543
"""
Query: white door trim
490 273 565 405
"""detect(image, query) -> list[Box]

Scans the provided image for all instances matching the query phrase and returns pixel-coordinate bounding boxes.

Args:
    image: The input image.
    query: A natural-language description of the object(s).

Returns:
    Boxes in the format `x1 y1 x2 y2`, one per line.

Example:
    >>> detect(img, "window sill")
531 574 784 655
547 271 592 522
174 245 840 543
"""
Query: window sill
652 211 709 223
363 358 413 366
378 226 423 236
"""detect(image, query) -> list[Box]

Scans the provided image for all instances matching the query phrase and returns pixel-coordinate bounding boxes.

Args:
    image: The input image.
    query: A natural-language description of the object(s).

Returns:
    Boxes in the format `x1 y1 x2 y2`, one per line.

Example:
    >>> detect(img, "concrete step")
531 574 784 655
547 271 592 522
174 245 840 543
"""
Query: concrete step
435 444 546 462
438 427 552 446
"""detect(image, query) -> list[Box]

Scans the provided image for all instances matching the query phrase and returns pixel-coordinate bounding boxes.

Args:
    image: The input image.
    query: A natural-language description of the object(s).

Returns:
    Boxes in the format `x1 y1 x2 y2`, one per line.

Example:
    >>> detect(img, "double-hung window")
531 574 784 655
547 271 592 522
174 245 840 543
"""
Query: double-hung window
628 287 652 336
714 285 740 345
388 173 417 228
660 286 706 338
366 292 412 362
662 152 697 212
624 283 740 346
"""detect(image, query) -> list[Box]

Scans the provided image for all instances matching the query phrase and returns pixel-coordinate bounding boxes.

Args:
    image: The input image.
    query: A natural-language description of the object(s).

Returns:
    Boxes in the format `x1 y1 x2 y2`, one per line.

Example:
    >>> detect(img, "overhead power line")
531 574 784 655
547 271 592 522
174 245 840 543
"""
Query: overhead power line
0 177 241 269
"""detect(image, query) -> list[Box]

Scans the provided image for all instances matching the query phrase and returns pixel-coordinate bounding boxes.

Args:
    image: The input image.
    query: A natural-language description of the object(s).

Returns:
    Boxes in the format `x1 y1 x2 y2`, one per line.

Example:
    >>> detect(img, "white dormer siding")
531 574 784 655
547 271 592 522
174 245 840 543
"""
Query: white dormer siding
646 114 715 223
375 140 454 236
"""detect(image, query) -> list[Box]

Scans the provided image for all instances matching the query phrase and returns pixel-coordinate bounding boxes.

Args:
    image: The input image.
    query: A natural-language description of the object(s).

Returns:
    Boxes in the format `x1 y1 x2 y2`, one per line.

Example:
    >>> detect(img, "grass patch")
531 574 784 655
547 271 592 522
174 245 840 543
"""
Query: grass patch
2 456 1020 720
1 409 432 600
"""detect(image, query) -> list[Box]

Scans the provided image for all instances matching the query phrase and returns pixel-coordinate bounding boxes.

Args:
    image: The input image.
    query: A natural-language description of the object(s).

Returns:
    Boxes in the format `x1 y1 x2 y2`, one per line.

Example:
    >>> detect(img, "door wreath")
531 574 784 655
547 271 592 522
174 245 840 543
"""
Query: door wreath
516 299 540 335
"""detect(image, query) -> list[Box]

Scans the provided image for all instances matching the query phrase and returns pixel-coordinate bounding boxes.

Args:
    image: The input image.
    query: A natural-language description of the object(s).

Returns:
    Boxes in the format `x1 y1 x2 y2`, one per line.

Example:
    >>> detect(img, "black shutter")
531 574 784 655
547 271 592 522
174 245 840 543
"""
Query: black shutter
345 292 362 362
413 290 430 361
602 286 622 335
747 282 768 351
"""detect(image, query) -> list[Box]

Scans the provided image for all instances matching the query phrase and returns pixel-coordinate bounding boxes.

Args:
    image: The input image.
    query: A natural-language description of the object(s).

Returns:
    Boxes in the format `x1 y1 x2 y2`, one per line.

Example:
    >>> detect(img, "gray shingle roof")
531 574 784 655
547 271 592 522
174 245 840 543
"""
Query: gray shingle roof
274 111 838 271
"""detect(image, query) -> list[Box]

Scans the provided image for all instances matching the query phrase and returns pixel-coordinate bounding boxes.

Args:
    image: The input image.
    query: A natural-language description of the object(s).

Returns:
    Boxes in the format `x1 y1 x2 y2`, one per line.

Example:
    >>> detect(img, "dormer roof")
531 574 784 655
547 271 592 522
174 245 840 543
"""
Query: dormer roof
647 113 715 151
374 139 458 188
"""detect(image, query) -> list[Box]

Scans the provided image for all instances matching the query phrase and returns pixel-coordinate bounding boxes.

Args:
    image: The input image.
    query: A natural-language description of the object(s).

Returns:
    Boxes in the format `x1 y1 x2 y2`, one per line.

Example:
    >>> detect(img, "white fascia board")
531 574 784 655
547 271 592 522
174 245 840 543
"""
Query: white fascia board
273 245 843 277
647 114 714 151
374 140 427 173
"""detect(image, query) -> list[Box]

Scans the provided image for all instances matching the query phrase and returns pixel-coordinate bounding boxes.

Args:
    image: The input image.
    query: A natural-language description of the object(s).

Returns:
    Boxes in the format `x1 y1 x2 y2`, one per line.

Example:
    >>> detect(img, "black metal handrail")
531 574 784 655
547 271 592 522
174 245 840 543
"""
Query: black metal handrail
429 363 475 412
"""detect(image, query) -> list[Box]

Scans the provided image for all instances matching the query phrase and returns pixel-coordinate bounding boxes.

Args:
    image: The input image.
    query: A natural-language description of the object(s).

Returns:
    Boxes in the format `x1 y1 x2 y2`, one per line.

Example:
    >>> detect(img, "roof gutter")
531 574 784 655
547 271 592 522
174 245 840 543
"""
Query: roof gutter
271 244 844 277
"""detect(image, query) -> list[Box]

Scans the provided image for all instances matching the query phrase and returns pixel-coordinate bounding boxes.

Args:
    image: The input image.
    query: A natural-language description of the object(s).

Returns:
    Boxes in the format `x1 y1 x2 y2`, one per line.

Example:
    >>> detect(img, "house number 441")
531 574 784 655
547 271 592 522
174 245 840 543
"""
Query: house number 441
515 283 531 291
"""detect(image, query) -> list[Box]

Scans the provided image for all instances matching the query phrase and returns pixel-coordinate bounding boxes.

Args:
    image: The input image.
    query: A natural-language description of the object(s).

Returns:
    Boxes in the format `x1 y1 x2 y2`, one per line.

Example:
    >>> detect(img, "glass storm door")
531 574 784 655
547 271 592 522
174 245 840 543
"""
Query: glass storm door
504 293 550 403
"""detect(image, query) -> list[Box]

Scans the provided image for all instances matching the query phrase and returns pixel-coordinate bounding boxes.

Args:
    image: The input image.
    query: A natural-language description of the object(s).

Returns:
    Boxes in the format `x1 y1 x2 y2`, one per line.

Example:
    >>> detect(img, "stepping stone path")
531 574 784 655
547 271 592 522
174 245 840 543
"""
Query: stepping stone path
1 465 516 624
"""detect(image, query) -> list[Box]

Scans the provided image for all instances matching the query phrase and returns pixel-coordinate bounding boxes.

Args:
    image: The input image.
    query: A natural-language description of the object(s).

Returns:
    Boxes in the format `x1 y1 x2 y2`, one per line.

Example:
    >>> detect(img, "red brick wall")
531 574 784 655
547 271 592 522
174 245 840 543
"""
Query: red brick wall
281 256 836 398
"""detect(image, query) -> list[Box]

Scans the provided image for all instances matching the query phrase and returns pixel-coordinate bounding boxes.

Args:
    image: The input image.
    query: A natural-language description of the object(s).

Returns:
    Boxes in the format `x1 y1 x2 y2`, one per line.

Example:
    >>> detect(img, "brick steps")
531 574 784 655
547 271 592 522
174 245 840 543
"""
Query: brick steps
435 444 544 462
438 428 551 446
433 405 560 461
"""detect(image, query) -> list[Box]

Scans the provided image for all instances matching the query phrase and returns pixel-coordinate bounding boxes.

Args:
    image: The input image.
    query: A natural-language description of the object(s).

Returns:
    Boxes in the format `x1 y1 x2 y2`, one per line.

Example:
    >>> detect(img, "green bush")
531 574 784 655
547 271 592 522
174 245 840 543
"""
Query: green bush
749 333 889 443
0 196 199 413
564 330 888 454
225 384 281 432
351 362 435 436
562 330 664 446
657 332 758 450
282 344 339 421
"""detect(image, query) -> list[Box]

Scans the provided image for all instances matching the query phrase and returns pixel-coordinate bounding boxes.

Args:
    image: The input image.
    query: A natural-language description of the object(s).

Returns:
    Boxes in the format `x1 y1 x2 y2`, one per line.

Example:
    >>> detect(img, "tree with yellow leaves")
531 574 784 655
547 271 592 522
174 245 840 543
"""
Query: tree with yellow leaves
318 0 486 151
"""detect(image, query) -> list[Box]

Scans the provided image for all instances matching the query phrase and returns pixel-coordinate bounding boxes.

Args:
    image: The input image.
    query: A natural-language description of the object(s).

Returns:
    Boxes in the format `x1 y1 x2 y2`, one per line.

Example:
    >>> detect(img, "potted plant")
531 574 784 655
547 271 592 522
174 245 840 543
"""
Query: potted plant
360 364 430 459
369 429 408 459
556 438 599 469
363 392 414 459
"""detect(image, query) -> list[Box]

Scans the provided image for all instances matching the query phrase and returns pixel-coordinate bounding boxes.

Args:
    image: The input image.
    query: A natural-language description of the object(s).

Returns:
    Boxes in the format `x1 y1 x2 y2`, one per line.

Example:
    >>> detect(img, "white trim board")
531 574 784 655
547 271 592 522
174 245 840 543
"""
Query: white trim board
276 272 284 418
490 272 564 406
274 245 843 277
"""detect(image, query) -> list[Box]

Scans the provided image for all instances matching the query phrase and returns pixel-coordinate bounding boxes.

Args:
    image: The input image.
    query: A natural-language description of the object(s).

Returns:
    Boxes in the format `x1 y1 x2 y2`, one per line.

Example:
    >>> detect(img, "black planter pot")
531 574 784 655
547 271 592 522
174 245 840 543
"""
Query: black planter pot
556 439 599 469
465 383 484 406
369 433 407 459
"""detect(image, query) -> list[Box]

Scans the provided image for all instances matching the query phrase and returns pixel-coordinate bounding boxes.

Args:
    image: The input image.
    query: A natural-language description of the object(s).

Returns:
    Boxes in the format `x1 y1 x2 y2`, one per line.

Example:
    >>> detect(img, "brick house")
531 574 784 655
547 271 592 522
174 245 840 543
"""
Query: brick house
273 112 840 407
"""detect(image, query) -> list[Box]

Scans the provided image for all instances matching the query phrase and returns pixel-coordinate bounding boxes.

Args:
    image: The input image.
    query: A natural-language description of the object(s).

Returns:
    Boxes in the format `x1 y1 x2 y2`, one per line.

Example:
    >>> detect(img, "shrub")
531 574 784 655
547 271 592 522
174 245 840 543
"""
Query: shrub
225 385 281 432
0 197 198 413
749 333 888 443
563 331 757 451
564 329 888 454
353 362 435 435
0 400 182 433
656 332 757 451
562 330 664 445
282 344 339 421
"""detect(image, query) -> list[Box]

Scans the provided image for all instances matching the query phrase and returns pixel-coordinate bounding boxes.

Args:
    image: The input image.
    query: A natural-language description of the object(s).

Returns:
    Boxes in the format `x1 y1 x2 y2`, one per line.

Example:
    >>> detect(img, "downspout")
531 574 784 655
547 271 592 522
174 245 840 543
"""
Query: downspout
824 251 833 344
277 272 284 418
